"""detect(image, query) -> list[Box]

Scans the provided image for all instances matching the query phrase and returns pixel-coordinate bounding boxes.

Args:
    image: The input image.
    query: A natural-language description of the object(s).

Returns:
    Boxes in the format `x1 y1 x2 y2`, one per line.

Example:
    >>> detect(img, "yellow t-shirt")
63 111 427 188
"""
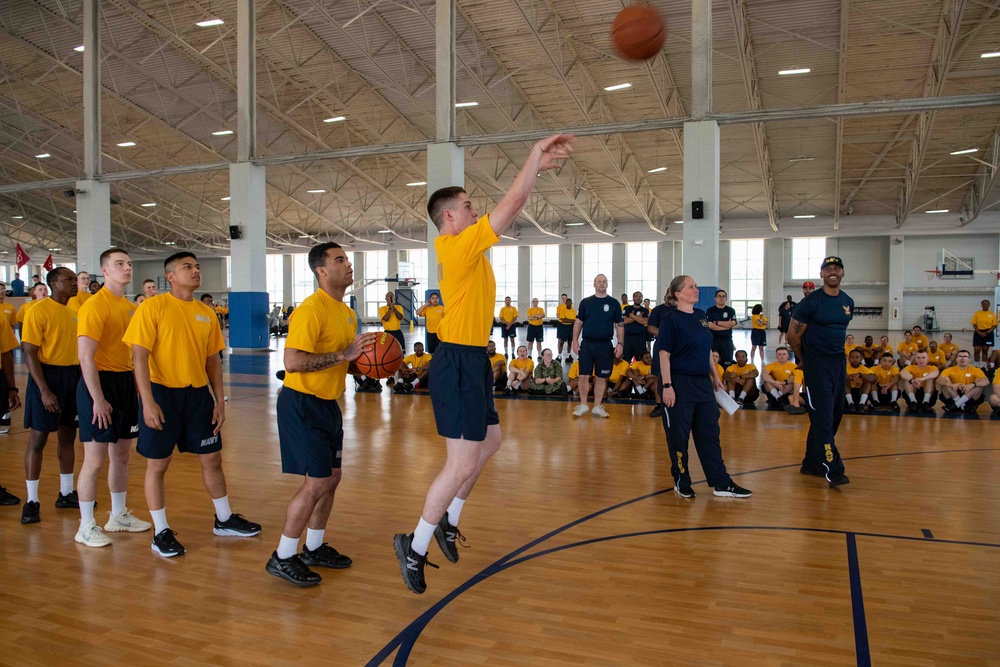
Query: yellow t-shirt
764 361 797 382
846 363 868 376
435 215 497 346
499 305 518 325
793 369 804 385
510 357 534 375
122 293 225 389
489 353 507 373
970 310 997 331
568 360 580 380
609 359 631 383
902 364 936 381
939 366 986 384
556 304 566 320
0 316 18 366
0 302 16 328
938 342 958 359
77 288 136 372
912 334 929 350
66 291 92 313
527 307 545 326
16 298 38 324
881 343 894 355
378 304 403 332
752 314 767 330
403 353 432 371
725 363 757 379
873 366 899 385
22 298 78 366
561 308 577 324
715 363 725 380
844 342 857 355
422 305 445 334
926 349 946 366
282 290 356 401
897 341 918 356
630 360 652 376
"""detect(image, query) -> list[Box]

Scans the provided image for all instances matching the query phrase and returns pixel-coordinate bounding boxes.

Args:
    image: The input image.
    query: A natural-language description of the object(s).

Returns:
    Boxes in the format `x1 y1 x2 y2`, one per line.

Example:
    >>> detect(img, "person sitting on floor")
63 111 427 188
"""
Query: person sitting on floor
761 346 797 409
724 350 759 406
845 348 876 414
900 350 940 413
505 345 535 394
926 340 947 371
857 335 881 368
625 351 657 399
844 334 857 356
937 350 989 414
938 332 958 367
606 353 632 399
530 349 565 396
911 325 930 352
897 331 918 368
395 342 432 393
487 340 507 392
988 369 1000 417
567 360 593 398
785 367 807 414
869 352 901 411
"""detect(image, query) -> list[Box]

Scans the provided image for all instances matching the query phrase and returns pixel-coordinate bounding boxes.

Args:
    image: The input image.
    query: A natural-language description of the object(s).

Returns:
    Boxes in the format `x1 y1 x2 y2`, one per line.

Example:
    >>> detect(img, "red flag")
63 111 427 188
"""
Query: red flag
43 255 54 272
15 243 29 270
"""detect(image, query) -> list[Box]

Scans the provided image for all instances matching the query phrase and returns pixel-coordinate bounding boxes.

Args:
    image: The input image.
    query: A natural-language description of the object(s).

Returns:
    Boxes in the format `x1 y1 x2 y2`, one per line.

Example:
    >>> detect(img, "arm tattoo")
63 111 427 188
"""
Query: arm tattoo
303 350 343 372
792 321 805 333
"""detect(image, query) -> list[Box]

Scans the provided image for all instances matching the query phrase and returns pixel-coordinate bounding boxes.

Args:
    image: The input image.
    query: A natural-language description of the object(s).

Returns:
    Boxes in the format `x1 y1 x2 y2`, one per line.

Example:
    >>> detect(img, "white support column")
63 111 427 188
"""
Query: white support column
682 121 721 289
888 235 905 332
572 245 583 304
236 0 256 163
691 0 713 120
75 180 111 273
517 245 531 315
426 143 464 293
350 252 364 315
558 243 574 304
77 0 110 273
718 240 731 292
766 238 785 320
435 0 456 142
657 240 675 300
282 254 293 306
611 242 626 300
229 163 267 294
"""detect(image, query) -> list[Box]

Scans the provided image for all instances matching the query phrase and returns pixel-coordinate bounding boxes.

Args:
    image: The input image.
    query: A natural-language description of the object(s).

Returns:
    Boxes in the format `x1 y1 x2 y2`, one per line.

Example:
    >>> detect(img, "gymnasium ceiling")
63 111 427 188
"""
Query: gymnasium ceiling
1 0 999 259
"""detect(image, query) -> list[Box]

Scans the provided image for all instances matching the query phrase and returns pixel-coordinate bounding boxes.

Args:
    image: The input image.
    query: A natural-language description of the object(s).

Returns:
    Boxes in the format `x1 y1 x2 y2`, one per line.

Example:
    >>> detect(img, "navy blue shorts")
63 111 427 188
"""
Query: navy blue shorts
526 324 544 342
24 364 80 433
277 387 343 477
77 371 139 443
137 384 222 459
387 330 406 354
579 338 614 378
556 323 573 341
751 329 767 346
973 332 993 348
429 342 500 441
502 324 517 339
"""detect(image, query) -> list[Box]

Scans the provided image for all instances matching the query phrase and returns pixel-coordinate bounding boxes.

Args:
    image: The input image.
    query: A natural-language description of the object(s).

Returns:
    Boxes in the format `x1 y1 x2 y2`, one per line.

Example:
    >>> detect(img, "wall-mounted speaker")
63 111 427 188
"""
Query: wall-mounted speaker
229 225 242 240
691 200 704 219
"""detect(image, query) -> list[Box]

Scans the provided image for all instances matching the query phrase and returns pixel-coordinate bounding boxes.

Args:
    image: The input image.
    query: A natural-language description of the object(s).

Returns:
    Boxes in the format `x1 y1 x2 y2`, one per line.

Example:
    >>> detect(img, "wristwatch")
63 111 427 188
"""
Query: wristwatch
662 383 672 389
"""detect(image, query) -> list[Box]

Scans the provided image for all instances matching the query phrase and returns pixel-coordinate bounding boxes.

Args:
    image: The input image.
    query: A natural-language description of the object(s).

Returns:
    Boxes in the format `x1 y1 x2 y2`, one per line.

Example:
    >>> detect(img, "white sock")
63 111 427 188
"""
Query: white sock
212 495 232 522
954 395 968 408
908 392 917 403
412 517 436 556
922 393 932 403
846 394 855 404
26 479 39 503
413 379 420 389
891 390 898 402
739 391 747 400
637 386 645 395
277 534 299 559
859 395 868 405
150 508 168 533
305 528 325 551
729 390 736 398
59 473 74 495
447 497 465 526
79 500 95 525
869 391 879 404
770 388 782 399
111 492 127 517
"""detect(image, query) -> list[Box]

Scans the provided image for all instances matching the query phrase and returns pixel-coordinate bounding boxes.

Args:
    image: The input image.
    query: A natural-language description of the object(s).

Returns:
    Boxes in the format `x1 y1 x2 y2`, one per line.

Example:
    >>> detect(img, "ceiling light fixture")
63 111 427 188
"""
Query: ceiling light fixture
793 214 815 219
212 130 233 136
779 68 811 75
925 209 949 214
74 45 85 52
950 148 979 155
377 229 393 234
789 156 815 162
306 189 326 193
13 215 23 219
565 222 585 226
454 102 478 108
196 18 225 27
141 202 156 207
323 116 346 123
164 241 176 245
49 248 61 251
603 83 632 91
221 196 231 201
981 51 1000 59
674 220 684 224
647 167 668 173
406 181 427 186
35 153 51 158
298 234 314 239
117 141 136 147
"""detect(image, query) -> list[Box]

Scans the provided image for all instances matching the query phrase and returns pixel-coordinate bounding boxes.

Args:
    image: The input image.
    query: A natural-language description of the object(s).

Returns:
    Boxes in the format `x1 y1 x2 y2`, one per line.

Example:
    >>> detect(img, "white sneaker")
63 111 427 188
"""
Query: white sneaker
105 509 152 533
75 519 112 548
591 405 609 418
573 404 590 417
0 427 8 435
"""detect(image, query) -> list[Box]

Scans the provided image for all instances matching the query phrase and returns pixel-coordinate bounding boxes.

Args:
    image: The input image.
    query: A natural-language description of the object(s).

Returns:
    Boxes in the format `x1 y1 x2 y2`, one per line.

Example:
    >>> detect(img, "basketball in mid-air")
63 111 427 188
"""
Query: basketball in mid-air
354 333 403 379
611 5 666 62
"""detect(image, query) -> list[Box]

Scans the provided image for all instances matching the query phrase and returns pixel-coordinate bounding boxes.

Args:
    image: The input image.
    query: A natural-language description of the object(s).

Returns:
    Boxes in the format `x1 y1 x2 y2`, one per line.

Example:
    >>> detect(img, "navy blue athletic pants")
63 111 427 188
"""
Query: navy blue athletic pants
660 373 733 489
802 353 847 476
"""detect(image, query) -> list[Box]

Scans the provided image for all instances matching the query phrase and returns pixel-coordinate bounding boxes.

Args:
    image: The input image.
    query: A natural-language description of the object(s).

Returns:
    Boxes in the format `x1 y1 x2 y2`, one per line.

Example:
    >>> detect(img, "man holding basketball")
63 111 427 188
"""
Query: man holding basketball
393 133 574 594
267 243 377 586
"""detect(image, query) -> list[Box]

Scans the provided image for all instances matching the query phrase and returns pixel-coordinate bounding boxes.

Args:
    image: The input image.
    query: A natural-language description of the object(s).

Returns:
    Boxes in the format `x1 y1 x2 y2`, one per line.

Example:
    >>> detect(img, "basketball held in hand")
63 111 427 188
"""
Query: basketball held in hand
354 333 403 379
611 5 666 62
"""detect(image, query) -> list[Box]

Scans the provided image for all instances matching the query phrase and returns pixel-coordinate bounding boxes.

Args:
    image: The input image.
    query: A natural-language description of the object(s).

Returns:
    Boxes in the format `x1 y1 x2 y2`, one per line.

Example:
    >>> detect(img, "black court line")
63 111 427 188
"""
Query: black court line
847 533 871 667
367 447 1000 667
922 528 935 539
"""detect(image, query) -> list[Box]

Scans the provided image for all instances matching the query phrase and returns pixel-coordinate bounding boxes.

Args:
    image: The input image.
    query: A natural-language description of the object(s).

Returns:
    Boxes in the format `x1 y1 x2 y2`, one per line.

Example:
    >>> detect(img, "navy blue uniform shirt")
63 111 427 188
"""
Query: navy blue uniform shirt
706 305 737 340
648 303 675 375
656 308 712 376
577 295 623 340
623 304 650 336
791 289 855 356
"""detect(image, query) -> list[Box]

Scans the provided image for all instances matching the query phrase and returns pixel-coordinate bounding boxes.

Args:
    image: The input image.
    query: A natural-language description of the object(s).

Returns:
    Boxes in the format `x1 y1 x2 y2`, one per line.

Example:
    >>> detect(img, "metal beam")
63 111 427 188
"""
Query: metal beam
435 0 455 142
729 0 779 232
959 129 1000 225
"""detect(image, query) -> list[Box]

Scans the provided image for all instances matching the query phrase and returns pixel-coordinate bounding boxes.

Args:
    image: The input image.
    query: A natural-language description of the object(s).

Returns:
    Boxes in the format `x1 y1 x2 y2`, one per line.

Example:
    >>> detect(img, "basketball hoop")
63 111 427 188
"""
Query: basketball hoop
924 269 940 281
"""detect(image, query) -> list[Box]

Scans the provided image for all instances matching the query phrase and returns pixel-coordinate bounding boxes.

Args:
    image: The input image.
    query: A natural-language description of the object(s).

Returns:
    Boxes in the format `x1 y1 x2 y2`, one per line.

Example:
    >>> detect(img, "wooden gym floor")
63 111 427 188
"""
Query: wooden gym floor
0 332 998 666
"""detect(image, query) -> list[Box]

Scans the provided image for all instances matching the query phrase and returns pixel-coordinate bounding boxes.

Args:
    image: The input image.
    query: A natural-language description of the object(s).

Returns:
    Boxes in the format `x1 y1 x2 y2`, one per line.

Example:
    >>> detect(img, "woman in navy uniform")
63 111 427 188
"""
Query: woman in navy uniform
657 275 751 500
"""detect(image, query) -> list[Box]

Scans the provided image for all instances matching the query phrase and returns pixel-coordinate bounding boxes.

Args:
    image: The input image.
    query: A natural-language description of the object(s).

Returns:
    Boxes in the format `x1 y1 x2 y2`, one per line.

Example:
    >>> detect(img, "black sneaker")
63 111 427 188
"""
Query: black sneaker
919 403 934 414
649 405 664 418
393 532 439 594
213 513 262 537
20 500 40 524
963 403 979 414
673 484 696 499
151 528 185 557
713 482 752 498
827 472 851 487
844 403 856 414
386 377 396 387
784 404 807 415
891 402 901 412
433 513 467 563
300 543 352 569
800 464 826 477
735 397 744 406
0 486 20 506
55 490 80 509
907 403 920 413
266 551 321 586
393 382 407 394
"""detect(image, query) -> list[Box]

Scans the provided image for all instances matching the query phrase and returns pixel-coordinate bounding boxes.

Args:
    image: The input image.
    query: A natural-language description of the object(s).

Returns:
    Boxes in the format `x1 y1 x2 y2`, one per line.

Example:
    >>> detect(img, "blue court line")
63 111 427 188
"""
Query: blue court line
847 533 871 667
922 528 935 539
368 446 1000 667
225 381 272 389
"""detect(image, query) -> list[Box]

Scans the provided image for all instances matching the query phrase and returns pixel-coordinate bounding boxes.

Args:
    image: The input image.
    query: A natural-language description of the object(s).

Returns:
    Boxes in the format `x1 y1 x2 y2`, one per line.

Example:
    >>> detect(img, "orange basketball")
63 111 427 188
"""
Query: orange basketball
611 5 666 62
354 332 404 379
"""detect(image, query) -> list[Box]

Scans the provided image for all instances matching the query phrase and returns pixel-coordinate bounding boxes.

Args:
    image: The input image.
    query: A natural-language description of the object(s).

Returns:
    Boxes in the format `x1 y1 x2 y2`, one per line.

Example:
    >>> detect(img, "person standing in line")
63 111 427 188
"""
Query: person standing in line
498 296 518 358
0 312 21 500
786 256 854 488
66 271 93 313
379 292 405 354
141 279 158 298
706 289 737 366
392 134 574 595
525 298 545 360
777 295 796 347
73 249 152 547
555 297 576 362
621 291 649 363
750 304 767 368
971 300 996 367
416 293 444 354
657 275 751 500
571 274 624 419
0 282 17 328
